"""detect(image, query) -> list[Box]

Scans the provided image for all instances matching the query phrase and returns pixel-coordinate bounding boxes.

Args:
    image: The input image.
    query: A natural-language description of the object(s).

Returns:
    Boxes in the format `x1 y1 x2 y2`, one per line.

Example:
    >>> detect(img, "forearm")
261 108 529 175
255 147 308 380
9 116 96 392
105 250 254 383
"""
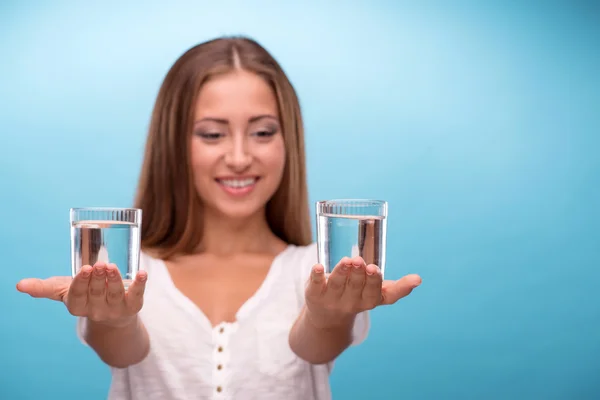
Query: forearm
85 316 150 369
289 306 354 364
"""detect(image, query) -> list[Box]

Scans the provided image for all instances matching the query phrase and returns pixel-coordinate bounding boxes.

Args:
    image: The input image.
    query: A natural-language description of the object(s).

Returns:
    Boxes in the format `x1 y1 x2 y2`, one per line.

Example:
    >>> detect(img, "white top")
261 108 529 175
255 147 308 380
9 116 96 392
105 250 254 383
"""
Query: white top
77 243 370 400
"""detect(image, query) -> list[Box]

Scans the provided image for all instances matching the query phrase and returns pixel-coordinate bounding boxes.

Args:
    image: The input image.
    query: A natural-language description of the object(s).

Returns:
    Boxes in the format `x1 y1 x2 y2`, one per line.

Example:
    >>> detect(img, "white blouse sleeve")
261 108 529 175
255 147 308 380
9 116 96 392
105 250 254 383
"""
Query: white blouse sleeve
295 243 370 347
76 317 90 346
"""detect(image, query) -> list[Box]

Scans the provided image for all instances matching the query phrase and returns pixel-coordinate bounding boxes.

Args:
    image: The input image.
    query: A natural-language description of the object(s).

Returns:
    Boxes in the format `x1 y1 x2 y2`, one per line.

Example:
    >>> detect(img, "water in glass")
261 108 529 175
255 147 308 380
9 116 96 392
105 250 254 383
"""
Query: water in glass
317 200 387 277
70 208 141 289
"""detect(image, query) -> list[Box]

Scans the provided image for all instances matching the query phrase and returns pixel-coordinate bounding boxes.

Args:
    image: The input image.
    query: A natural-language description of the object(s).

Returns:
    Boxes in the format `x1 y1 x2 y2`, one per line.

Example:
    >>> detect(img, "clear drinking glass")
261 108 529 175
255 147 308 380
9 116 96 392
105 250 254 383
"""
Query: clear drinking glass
70 207 142 289
316 199 388 278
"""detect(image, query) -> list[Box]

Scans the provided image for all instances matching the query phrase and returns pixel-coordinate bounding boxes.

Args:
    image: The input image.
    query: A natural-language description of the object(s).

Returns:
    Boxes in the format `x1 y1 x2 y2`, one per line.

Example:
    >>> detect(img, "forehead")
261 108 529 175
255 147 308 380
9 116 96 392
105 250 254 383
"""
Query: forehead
194 69 279 119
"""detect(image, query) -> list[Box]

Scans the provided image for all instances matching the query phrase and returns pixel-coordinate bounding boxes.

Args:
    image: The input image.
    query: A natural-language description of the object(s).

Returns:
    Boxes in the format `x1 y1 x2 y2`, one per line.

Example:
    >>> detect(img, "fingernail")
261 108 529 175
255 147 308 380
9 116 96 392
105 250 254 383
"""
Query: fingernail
366 269 374 275
139 273 147 282
342 264 349 271
410 276 422 287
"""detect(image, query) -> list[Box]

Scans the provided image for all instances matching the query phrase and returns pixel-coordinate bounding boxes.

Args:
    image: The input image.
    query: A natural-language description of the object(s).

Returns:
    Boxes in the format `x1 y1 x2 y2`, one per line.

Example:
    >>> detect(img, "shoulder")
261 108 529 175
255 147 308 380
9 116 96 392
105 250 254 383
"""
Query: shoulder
138 250 168 281
275 243 318 288
279 242 317 268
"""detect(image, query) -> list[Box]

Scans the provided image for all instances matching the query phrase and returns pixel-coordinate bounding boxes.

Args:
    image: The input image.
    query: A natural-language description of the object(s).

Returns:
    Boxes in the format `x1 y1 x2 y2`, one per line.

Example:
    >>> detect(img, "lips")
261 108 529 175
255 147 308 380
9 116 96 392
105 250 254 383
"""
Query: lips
215 177 259 196
216 177 258 188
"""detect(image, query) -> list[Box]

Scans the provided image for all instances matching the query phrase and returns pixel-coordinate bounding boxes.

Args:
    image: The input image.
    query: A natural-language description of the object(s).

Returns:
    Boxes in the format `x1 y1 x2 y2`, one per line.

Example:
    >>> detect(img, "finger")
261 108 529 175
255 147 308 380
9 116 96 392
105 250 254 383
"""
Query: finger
65 265 93 313
342 257 367 299
125 270 148 313
88 263 108 305
381 274 422 305
16 276 73 301
305 264 326 299
105 264 125 306
362 264 383 307
323 257 351 300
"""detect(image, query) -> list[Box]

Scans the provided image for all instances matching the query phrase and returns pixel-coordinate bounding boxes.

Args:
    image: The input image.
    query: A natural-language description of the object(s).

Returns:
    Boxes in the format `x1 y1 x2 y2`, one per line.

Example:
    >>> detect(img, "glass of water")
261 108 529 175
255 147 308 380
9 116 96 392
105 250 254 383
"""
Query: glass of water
316 199 388 278
70 207 142 289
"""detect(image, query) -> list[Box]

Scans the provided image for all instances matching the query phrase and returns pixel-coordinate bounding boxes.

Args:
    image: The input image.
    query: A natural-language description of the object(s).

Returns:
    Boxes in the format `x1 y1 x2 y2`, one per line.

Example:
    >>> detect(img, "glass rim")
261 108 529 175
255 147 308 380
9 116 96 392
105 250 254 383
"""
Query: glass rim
70 207 141 212
316 199 387 217
316 199 387 206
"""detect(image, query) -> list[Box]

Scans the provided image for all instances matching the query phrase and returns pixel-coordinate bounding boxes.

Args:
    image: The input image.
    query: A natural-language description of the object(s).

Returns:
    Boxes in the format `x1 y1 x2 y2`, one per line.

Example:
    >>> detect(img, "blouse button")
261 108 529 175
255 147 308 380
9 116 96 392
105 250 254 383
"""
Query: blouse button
218 346 223 352
216 386 223 393
217 364 223 370
219 327 224 333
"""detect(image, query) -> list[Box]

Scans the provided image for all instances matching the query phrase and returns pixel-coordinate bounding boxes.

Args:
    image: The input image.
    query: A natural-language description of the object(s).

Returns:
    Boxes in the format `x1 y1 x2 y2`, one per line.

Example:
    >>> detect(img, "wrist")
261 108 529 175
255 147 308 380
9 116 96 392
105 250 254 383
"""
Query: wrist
304 307 356 331
88 315 138 329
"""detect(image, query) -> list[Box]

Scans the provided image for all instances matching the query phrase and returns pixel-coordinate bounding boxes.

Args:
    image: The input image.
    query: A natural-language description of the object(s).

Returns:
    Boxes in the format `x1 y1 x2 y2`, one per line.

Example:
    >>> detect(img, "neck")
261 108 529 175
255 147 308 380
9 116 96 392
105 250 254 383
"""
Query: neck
198 208 284 256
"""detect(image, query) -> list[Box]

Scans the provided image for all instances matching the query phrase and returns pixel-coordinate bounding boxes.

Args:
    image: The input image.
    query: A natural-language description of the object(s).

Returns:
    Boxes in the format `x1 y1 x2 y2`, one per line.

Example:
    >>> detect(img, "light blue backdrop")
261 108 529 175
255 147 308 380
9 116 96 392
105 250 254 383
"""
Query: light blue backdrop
1 1 599 399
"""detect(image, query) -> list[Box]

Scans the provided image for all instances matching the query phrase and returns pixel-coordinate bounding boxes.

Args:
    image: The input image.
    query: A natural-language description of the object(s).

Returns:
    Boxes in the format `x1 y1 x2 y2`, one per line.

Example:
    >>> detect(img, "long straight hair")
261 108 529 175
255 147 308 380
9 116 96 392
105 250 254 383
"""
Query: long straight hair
133 36 312 259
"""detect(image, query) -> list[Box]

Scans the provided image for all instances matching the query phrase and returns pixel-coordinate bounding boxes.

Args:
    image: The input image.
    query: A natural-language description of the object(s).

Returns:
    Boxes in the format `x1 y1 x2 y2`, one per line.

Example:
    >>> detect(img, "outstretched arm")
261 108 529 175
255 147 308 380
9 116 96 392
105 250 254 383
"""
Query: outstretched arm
17 262 151 368
289 257 421 364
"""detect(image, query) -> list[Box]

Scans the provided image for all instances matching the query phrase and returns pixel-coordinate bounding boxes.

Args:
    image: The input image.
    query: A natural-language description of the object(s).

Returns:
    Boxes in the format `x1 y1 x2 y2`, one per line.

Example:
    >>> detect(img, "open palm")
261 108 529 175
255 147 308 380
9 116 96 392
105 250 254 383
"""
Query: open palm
17 262 148 326
304 256 422 327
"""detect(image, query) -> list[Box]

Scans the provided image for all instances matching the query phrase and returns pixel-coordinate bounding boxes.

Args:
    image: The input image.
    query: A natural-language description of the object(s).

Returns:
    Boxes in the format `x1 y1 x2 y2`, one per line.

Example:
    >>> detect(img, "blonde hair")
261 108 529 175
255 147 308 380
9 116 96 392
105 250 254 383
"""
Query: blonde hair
133 36 312 259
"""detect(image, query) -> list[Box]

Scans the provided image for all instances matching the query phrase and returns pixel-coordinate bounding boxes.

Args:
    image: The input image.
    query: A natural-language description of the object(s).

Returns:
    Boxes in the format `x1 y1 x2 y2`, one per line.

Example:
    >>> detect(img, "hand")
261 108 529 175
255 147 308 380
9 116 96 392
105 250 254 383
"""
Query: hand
16 262 148 327
304 256 421 329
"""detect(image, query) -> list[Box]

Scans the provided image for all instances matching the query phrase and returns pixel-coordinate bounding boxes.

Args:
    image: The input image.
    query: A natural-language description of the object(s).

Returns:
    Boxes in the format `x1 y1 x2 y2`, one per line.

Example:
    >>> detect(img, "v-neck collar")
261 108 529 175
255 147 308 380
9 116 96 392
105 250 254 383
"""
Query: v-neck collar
153 245 295 331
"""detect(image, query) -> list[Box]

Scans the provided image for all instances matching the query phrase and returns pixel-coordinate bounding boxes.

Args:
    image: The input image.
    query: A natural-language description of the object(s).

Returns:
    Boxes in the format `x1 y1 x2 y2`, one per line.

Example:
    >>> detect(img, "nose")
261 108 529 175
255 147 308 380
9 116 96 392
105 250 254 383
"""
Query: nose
224 136 252 172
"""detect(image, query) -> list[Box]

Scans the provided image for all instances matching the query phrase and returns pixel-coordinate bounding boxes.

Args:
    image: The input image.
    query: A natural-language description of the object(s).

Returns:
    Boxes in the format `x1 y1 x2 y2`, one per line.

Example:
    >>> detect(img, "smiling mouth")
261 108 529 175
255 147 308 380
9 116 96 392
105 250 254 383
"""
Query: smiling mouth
215 177 259 188
215 177 260 197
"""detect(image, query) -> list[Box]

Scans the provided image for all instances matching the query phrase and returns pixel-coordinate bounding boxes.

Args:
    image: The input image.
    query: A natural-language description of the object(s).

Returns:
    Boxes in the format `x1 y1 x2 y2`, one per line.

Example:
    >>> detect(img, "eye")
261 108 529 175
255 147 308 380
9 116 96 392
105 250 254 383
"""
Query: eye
252 129 277 139
196 132 224 141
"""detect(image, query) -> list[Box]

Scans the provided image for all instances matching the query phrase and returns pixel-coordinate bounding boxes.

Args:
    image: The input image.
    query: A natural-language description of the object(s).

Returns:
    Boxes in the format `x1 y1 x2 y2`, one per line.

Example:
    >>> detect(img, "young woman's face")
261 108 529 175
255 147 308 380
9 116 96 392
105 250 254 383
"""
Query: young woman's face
190 69 286 221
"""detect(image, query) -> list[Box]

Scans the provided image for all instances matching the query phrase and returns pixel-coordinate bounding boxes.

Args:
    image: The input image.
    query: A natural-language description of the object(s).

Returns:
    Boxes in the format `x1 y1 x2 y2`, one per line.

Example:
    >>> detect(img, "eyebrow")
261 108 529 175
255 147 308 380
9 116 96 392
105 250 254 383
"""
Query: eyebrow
193 114 279 126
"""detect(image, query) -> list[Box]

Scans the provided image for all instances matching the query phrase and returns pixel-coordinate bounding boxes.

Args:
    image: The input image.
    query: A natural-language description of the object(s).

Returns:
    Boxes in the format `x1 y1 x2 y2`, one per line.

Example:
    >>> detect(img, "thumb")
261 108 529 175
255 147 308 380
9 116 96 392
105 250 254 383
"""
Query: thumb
16 277 73 302
381 274 422 305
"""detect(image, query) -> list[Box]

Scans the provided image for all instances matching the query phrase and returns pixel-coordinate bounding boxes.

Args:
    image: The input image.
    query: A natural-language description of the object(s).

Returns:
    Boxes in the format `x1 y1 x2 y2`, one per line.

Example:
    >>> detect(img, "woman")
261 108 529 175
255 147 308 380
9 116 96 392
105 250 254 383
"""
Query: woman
17 36 422 399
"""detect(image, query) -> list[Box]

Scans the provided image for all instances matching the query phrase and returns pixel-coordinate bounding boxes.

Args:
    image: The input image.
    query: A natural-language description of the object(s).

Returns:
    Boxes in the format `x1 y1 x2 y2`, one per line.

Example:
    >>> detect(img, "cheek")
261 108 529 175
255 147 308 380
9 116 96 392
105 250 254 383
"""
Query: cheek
190 140 217 183
263 139 286 180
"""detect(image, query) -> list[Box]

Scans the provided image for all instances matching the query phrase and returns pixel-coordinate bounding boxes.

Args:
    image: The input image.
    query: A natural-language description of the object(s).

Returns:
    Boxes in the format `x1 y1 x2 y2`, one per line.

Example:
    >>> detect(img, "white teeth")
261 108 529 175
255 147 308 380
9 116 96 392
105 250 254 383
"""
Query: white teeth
220 178 256 188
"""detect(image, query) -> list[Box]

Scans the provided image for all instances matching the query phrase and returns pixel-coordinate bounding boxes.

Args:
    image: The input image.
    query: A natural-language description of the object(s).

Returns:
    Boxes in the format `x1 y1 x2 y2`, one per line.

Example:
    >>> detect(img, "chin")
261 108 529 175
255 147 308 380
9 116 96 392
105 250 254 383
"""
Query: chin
214 204 264 221
206 193 267 219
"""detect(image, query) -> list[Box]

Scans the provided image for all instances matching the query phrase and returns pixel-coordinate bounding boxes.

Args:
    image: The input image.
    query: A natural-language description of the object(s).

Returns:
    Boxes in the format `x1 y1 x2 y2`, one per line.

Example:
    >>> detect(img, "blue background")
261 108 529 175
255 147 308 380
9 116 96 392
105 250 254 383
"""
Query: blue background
1 1 599 399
